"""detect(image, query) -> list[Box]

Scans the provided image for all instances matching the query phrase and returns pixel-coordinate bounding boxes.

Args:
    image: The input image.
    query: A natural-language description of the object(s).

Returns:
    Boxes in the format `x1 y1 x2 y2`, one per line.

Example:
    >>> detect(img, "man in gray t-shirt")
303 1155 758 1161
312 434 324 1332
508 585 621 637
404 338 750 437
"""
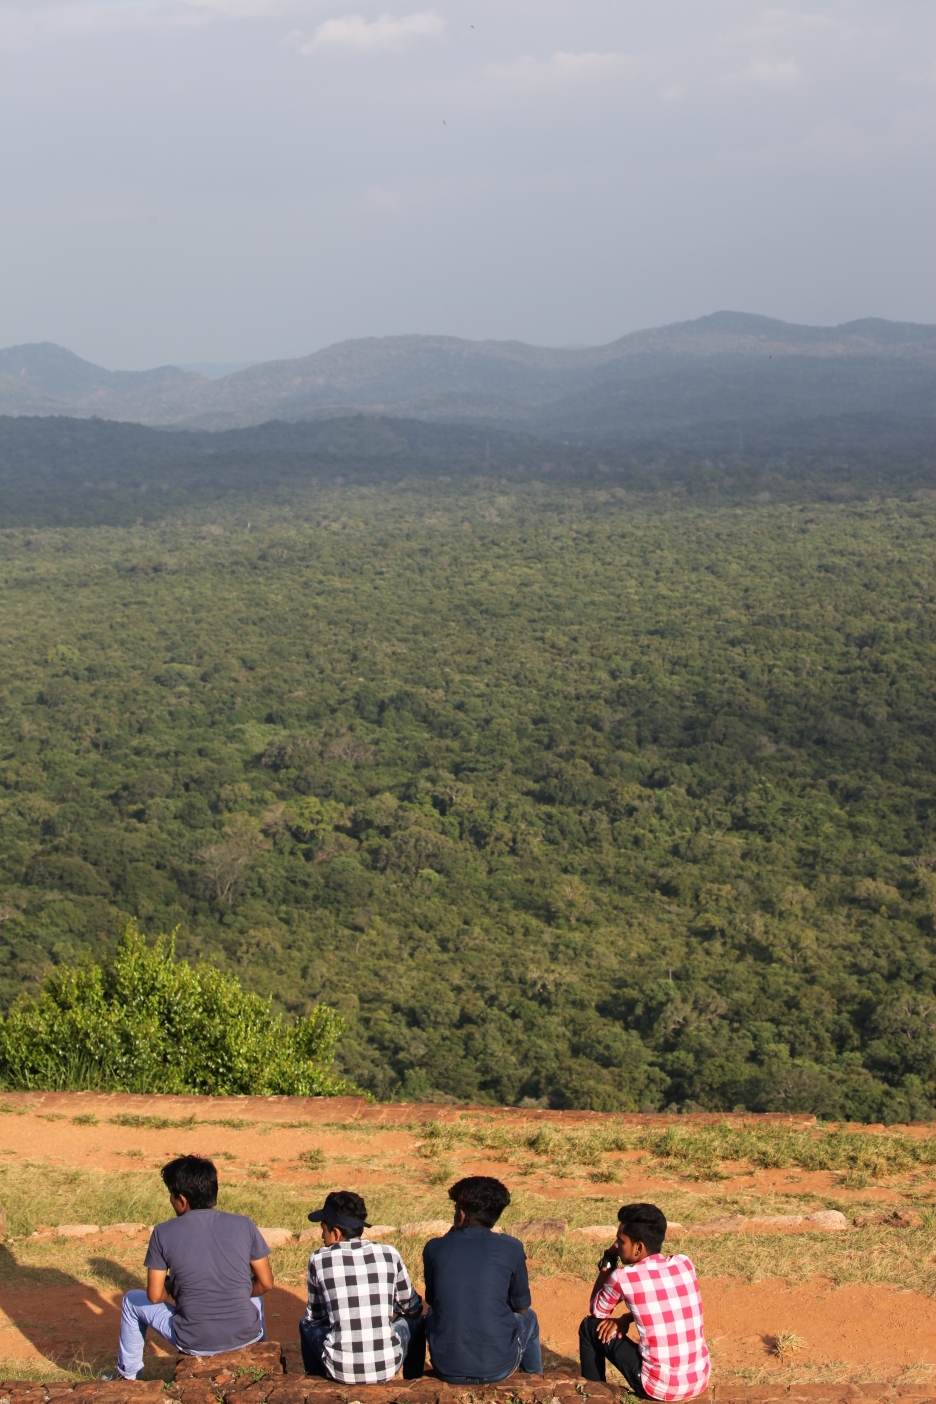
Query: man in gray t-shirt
116 1155 273 1380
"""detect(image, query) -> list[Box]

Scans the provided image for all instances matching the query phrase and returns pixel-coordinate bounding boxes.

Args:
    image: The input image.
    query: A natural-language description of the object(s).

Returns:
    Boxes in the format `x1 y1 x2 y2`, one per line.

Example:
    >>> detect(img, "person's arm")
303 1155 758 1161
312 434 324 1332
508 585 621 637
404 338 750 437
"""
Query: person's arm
392 1253 422 1320
422 1242 436 1310
250 1257 274 1296
147 1268 173 1305
589 1252 631 1343
507 1242 532 1316
305 1257 330 1324
144 1228 172 1304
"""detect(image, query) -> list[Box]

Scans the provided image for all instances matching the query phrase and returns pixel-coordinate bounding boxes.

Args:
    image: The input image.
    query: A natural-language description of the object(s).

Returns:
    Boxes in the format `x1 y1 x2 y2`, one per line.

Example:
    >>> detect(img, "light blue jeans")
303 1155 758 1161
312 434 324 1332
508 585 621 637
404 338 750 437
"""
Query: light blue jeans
116 1290 265 1379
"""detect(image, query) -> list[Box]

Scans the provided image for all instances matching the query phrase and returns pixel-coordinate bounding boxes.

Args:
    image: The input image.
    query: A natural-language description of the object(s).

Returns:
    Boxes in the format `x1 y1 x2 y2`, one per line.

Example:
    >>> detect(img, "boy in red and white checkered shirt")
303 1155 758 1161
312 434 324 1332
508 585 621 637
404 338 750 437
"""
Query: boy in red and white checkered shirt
579 1202 710 1400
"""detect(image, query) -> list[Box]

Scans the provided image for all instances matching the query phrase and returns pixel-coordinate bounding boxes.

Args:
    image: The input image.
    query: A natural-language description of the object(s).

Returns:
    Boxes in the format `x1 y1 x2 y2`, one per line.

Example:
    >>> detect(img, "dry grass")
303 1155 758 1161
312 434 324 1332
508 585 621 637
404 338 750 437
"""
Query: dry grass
413 1118 936 1186
770 1330 806 1362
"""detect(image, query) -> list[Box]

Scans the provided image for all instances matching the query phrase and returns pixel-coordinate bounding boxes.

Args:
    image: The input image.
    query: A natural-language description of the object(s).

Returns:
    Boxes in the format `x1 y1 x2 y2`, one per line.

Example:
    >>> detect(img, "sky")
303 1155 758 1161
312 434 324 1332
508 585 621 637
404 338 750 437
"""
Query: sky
1 0 934 368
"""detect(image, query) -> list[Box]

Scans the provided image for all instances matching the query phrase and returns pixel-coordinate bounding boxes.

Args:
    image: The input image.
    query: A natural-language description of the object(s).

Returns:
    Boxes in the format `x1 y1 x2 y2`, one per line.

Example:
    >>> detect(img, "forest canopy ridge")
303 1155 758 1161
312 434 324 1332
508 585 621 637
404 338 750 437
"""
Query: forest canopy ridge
0 409 932 529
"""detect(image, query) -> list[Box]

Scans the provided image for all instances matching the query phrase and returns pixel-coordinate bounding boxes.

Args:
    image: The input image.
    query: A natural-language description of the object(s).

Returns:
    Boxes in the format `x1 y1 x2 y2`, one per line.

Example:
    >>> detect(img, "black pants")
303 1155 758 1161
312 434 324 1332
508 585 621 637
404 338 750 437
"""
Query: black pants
579 1316 648 1397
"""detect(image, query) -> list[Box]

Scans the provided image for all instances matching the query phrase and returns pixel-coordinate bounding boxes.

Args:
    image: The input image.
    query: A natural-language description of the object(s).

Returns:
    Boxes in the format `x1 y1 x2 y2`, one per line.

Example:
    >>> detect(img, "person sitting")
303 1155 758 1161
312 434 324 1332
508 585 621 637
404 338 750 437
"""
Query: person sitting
422 1175 542 1384
116 1155 273 1380
299 1190 425 1382
579 1201 710 1400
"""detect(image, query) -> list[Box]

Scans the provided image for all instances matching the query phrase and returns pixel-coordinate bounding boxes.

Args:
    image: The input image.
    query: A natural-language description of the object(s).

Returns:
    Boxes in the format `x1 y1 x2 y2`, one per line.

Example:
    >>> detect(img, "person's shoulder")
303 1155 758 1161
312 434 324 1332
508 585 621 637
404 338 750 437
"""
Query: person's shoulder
209 1209 254 1225
629 1253 696 1278
365 1238 402 1257
494 1231 526 1255
665 1252 700 1275
422 1231 451 1256
150 1214 188 1239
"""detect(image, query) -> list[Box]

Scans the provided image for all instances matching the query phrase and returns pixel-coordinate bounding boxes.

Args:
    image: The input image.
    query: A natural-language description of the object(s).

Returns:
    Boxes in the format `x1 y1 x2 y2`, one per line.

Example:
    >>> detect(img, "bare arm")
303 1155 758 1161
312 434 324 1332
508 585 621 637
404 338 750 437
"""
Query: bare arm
250 1257 274 1296
147 1269 173 1305
589 1249 632 1342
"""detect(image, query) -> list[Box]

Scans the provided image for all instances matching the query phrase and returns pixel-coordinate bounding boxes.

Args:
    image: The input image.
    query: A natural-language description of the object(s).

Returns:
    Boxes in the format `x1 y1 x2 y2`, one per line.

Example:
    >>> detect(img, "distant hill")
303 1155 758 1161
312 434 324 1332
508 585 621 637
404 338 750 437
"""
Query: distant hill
2 312 933 436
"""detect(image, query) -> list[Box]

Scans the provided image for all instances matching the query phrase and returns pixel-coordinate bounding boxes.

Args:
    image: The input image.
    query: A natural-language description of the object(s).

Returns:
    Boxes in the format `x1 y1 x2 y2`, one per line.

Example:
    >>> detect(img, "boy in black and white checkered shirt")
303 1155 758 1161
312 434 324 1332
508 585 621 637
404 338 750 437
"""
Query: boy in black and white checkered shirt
299 1190 425 1382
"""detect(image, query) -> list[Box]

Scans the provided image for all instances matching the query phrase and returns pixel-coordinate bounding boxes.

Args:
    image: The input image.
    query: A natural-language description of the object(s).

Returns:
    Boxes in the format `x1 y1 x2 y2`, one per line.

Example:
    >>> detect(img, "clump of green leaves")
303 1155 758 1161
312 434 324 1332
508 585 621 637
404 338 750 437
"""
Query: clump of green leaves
0 921 354 1096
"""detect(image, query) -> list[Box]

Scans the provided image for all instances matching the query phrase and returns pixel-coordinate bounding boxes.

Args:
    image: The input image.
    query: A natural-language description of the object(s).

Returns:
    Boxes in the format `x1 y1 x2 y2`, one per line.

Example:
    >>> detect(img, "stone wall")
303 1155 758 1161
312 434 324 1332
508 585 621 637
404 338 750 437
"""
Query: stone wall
3 1342 935 1404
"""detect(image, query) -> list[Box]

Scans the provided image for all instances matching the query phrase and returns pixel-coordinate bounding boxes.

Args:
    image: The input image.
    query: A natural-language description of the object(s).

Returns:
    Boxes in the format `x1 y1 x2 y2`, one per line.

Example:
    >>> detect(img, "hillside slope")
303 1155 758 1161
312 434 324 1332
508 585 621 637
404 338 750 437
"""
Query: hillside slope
2 313 933 434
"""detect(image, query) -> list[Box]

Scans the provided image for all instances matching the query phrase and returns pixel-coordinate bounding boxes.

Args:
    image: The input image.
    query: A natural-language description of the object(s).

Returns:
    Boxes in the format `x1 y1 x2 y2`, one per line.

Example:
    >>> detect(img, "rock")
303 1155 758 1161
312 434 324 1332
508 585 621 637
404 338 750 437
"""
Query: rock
690 1211 847 1234
279 1342 305 1376
54 1224 101 1238
572 1225 619 1241
366 1225 399 1239
266 1388 310 1404
103 1222 148 1235
399 1219 452 1238
691 1215 751 1232
510 1219 568 1239
853 1209 923 1229
806 1210 848 1230
259 1227 296 1247
748 1215 804 1227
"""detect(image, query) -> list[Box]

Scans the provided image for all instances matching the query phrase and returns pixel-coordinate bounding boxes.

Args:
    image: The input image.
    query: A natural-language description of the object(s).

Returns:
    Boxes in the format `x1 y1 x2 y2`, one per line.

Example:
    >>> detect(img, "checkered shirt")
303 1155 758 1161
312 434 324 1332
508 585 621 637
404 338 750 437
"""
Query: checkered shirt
591 1253 710 1401
304 1237 422 1384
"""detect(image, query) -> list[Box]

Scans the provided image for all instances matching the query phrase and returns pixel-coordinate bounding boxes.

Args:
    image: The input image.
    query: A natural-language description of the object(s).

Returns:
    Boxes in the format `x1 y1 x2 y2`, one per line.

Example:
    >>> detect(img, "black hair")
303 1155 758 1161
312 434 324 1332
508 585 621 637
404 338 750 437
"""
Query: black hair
617 1202 667 1255
449 1176 511 1228
322 1190 368 1235
161 1155 218 1210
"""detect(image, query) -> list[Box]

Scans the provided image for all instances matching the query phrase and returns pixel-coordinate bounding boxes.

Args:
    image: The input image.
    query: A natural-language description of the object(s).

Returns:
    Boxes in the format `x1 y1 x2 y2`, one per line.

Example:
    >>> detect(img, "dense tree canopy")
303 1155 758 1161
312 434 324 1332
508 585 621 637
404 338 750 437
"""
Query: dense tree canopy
0 478 934 1117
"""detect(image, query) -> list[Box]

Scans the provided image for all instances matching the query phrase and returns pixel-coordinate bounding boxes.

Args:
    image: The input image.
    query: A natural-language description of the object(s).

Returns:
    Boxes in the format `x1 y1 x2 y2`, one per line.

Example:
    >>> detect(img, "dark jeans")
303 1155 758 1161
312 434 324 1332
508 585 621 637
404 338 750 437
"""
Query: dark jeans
299 1315 426 1379
579 1316 648 1397
433 1309 542 1384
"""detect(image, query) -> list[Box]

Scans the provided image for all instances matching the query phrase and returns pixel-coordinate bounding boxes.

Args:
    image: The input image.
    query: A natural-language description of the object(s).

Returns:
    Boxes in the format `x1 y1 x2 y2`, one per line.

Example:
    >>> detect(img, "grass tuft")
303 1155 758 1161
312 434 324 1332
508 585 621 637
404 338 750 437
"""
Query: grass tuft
771 1331 807 1362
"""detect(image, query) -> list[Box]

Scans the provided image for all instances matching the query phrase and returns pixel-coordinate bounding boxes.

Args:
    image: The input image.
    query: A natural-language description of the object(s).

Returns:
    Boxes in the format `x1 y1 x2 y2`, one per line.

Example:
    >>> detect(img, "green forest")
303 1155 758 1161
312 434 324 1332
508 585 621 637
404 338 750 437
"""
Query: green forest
0 468 934 1117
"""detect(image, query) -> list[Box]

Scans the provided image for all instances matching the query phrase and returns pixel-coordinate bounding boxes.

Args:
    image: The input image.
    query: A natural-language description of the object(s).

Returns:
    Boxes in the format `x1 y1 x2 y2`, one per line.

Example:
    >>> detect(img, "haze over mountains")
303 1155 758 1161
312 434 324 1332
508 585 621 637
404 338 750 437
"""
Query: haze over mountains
2 311 933 439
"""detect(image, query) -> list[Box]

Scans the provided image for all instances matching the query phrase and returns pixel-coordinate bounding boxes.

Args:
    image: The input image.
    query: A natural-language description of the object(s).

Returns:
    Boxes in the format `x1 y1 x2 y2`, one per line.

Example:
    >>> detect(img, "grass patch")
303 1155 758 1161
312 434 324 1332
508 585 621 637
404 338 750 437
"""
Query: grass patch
108 1114 198 1131
0 1357 94 1383
413 1118 936 1184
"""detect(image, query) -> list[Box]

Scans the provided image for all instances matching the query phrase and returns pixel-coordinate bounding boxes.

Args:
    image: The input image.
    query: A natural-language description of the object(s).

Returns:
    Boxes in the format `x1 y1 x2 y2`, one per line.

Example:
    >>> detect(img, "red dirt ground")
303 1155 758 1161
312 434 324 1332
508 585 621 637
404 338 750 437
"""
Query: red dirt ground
1 1093 934 1382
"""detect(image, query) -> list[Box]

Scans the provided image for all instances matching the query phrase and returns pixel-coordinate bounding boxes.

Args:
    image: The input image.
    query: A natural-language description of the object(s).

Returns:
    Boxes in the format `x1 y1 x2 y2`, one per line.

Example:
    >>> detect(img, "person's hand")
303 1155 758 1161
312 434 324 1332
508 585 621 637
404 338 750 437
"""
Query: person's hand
596 1319 621 1345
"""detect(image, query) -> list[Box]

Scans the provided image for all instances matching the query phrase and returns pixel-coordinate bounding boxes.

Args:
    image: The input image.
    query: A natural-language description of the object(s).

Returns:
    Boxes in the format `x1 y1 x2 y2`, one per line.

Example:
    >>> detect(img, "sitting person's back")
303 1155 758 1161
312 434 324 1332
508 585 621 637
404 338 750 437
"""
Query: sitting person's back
146 1202 268 1353
423 1176 541 1384
116 1155 272 1380
300 1190 424 1383
580 1202 710 1401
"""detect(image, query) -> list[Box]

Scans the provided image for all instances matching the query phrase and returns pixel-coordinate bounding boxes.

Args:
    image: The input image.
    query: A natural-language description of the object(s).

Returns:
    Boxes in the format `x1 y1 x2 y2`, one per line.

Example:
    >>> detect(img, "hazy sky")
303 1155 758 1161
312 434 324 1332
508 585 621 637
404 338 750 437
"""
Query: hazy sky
1 0 933 367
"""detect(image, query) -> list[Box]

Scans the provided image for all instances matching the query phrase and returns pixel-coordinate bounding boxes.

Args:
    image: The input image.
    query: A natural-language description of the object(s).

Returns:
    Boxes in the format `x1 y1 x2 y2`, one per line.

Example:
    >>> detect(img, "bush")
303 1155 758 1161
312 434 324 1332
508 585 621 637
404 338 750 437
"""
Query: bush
0 921 356 1096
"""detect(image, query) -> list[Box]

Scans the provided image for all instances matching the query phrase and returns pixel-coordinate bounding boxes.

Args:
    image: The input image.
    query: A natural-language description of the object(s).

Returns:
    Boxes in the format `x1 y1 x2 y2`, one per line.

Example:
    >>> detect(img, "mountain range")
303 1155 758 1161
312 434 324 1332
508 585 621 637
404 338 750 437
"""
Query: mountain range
2 311 933 437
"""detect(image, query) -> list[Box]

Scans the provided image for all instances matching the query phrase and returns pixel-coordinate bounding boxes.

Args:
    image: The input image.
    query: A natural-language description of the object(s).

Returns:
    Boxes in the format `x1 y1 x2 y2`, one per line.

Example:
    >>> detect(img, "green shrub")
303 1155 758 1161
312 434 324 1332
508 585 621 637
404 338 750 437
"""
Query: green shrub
0 920 355 1096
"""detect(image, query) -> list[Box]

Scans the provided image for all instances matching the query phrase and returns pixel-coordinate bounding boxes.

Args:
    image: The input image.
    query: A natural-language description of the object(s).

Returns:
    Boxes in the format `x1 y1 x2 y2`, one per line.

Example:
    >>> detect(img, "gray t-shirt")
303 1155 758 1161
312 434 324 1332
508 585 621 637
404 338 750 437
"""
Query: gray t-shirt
144 1209 269 1354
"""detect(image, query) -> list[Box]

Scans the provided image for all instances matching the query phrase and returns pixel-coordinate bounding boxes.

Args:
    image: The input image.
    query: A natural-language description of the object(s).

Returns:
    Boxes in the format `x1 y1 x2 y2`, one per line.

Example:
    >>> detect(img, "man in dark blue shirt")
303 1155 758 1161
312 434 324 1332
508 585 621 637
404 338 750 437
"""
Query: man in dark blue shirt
422 1176 542 1384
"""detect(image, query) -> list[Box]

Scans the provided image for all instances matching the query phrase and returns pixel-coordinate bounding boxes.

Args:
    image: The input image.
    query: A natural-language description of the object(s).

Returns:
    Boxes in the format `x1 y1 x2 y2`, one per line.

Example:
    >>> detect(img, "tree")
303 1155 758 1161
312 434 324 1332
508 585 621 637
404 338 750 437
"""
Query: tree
0 920 354 1096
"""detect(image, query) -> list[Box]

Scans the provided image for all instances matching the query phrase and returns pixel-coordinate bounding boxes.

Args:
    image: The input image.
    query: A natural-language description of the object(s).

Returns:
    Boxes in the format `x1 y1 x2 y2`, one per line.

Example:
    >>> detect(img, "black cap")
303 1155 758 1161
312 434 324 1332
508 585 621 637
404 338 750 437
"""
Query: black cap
307 1192 370 1234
